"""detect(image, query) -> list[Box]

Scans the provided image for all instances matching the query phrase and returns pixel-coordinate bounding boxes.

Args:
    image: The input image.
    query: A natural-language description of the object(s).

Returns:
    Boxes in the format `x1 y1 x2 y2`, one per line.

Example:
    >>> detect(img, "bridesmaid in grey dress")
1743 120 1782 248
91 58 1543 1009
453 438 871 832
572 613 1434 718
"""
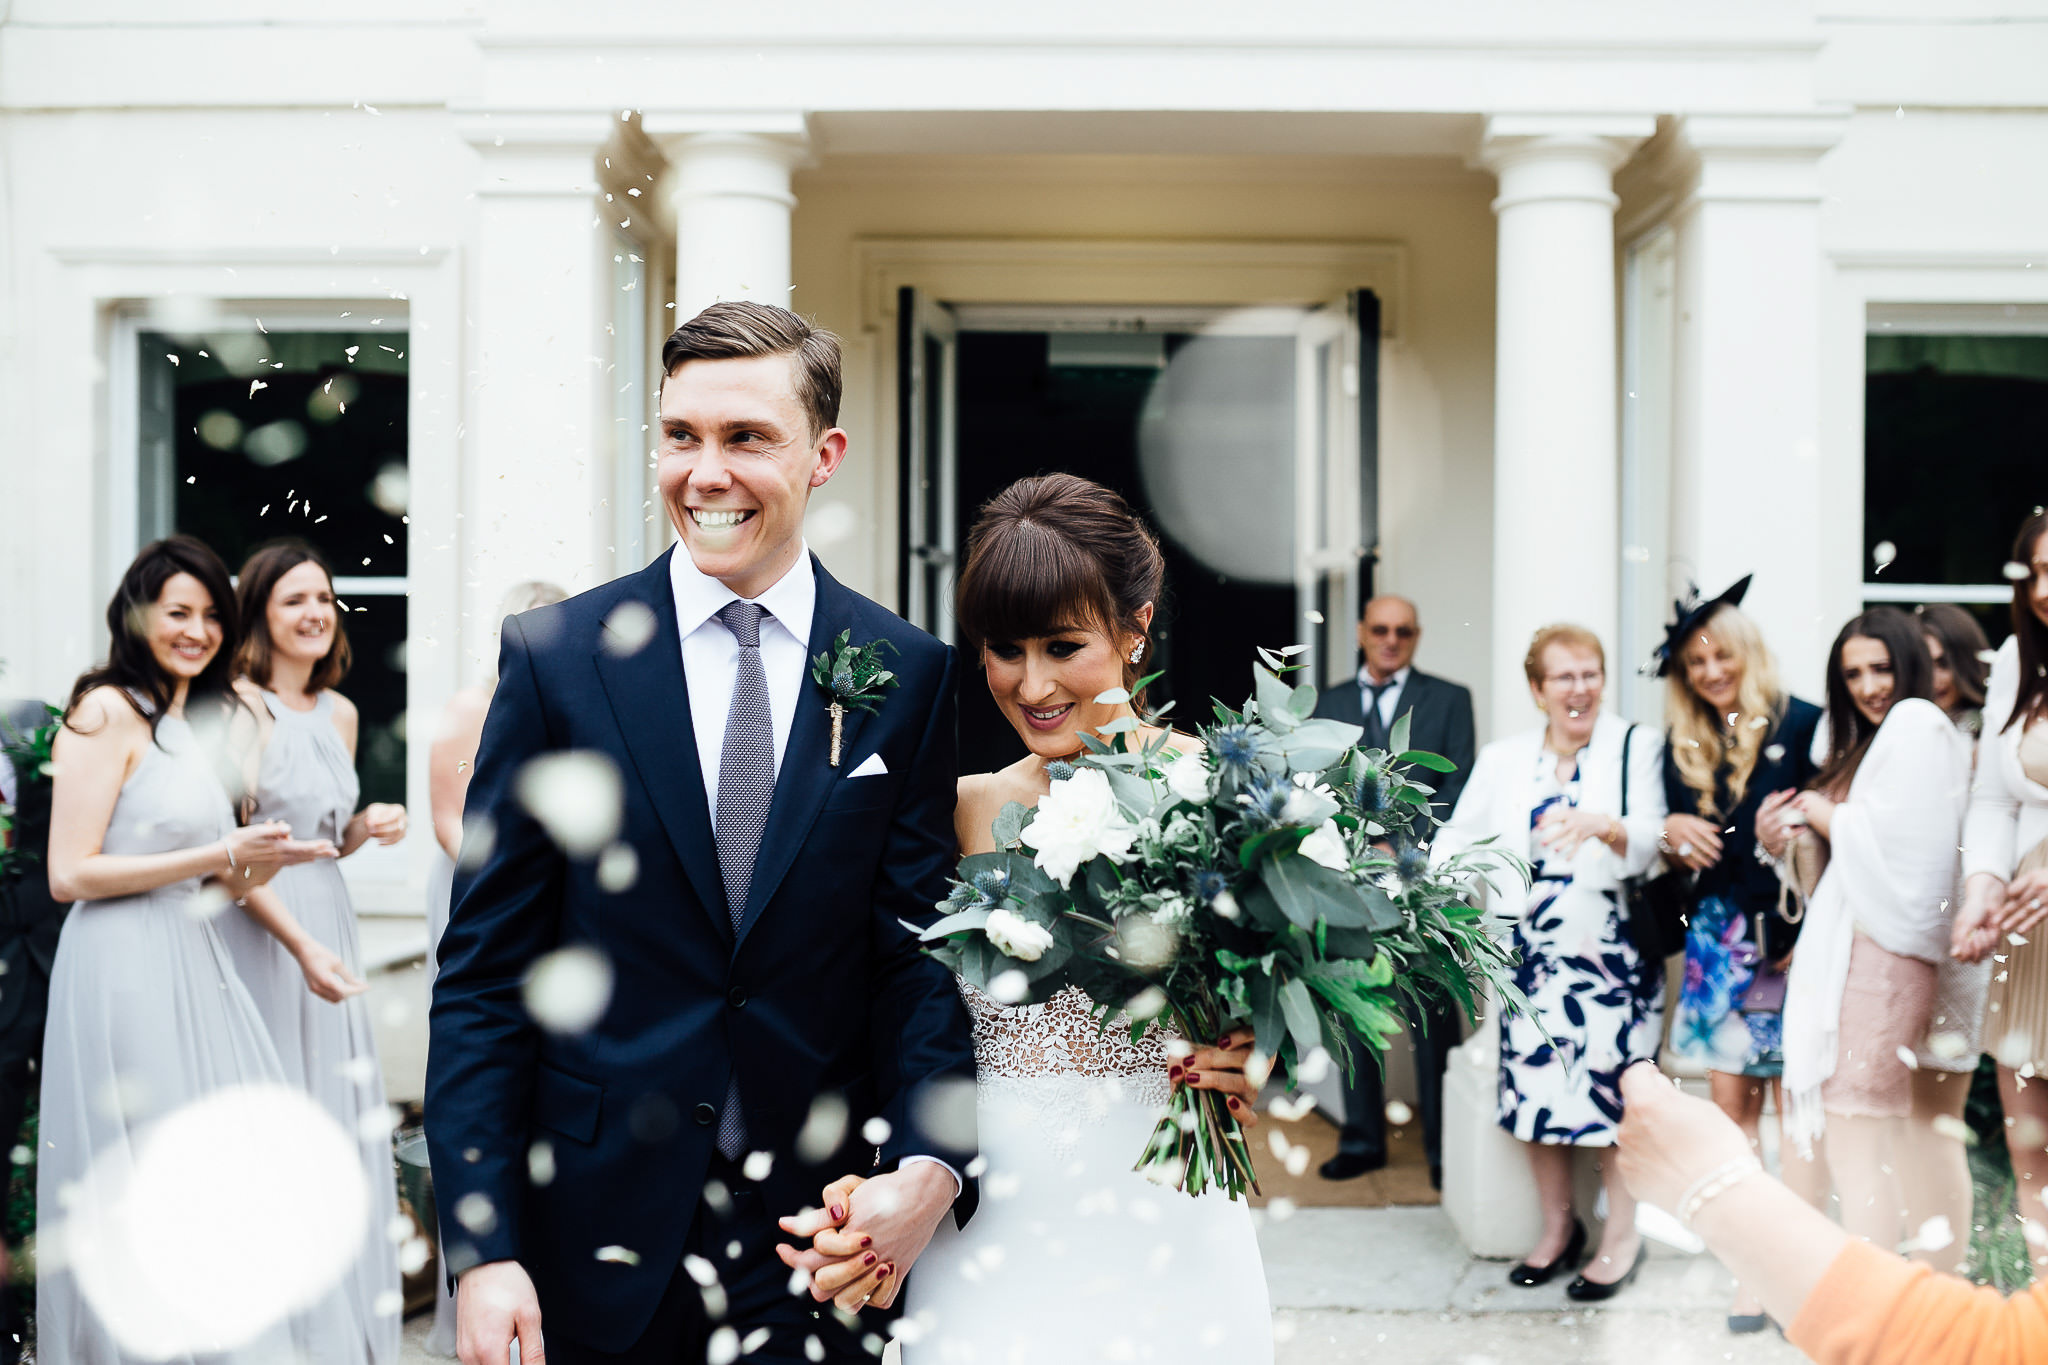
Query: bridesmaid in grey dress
225 540 406 1365
41 536 345 1361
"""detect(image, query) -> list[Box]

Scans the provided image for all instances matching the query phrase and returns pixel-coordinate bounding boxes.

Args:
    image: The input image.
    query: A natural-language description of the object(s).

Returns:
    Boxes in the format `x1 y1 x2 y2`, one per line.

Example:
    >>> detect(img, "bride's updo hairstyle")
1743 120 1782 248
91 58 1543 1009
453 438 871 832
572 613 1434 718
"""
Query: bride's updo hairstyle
953 473 1167 697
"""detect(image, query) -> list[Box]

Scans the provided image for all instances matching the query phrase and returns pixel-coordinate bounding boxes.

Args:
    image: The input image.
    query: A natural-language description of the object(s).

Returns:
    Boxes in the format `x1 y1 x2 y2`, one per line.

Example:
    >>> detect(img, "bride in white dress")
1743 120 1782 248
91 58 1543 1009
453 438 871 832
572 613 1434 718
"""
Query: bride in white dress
904 474 1273 1362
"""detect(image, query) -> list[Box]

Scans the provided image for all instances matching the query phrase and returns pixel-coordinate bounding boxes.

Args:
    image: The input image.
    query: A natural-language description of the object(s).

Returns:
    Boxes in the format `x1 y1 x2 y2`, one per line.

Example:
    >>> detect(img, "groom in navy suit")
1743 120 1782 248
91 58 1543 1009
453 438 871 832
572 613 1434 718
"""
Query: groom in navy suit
427 302 977 1364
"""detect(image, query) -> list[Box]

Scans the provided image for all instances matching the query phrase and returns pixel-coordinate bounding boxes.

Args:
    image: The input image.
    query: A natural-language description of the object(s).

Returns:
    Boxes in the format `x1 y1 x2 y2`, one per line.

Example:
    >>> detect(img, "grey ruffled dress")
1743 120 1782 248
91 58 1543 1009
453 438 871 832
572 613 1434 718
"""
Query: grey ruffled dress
37 703 297 1362
217 689 401 1365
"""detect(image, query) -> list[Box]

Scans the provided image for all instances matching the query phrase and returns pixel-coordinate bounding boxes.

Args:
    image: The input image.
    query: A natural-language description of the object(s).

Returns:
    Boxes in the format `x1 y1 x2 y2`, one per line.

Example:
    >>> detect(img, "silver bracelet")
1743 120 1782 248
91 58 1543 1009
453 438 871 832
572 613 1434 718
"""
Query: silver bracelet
1677 1156 1763 1228
222 839 237 873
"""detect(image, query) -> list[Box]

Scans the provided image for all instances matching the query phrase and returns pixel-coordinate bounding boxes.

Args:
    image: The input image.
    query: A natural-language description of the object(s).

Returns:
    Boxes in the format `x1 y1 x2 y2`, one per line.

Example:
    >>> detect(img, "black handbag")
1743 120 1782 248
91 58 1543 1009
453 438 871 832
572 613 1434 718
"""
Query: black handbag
1617 724 1692 962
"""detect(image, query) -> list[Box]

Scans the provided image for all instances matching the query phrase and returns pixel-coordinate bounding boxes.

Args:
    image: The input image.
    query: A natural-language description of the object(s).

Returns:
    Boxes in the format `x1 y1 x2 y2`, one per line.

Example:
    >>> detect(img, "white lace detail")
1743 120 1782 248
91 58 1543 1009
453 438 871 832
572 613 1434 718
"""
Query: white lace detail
959 982 1174 1160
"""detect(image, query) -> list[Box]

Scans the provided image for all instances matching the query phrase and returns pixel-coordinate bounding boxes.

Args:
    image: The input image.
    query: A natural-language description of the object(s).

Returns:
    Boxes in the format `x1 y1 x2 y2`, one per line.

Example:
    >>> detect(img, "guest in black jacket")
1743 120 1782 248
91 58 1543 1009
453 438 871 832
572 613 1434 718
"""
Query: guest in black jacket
1651 579 1828 1333
1313 595 1475 1188
0 697 64 1365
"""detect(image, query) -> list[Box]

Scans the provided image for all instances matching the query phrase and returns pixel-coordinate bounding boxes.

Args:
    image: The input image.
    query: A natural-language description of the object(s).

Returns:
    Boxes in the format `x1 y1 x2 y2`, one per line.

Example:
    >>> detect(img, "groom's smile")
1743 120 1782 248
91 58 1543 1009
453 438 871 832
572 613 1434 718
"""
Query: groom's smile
657 350 849 601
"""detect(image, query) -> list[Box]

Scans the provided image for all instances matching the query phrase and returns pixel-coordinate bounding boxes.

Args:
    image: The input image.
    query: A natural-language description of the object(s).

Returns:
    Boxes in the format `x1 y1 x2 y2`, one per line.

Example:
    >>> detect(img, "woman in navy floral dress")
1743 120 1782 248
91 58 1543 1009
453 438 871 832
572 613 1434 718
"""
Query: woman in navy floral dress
1437 624 1667 1301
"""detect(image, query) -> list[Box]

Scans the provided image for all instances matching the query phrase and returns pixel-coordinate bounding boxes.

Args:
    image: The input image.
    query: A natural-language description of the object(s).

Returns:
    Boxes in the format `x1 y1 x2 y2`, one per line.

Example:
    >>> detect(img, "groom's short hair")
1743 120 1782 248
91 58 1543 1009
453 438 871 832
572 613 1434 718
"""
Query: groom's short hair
662 301 842 437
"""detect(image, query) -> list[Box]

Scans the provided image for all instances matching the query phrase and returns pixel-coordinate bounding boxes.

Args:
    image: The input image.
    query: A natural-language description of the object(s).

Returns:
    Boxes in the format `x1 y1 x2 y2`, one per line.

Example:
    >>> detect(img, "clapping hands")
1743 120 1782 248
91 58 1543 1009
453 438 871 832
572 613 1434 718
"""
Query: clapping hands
1953 869 2048 962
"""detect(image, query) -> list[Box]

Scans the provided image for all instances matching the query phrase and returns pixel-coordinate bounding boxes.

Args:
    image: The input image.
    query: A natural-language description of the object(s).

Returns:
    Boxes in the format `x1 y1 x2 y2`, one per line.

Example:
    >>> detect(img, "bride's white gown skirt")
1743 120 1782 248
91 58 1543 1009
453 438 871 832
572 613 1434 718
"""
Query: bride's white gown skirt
903 1071 1273 1363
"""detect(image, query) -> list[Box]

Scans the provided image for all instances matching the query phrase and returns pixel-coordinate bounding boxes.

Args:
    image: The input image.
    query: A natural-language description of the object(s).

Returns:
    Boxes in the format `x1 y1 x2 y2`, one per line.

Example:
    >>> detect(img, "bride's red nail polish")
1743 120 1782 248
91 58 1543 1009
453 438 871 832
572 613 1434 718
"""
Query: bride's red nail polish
1185 1072 1200 1084
863 1252 878 1266
860 1235 872 1248
878 1265 892 1278
831 1204 845 1221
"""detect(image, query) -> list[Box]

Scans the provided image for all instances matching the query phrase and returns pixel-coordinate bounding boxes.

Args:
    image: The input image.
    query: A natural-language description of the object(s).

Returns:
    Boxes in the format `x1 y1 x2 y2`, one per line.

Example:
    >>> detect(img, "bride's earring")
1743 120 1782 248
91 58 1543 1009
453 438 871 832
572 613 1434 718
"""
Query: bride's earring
1129 640 1146 664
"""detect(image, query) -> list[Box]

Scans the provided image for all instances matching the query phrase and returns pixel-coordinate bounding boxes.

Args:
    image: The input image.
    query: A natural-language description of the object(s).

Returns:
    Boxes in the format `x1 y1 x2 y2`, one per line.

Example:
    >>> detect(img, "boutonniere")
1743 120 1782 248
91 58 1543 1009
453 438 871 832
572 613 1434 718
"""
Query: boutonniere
811 630 899 767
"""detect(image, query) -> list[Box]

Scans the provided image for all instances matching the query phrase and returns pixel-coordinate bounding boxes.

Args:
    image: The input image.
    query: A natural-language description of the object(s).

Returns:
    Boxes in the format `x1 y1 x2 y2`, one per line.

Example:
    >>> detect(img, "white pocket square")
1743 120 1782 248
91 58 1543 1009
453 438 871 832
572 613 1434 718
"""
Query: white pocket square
847 752 888 778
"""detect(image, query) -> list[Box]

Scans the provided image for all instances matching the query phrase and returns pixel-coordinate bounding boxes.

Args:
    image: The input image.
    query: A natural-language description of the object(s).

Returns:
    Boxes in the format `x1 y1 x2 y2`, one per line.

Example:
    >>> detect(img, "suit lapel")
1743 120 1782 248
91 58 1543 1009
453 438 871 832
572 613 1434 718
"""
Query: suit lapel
733 559 872 952
592 551 729 938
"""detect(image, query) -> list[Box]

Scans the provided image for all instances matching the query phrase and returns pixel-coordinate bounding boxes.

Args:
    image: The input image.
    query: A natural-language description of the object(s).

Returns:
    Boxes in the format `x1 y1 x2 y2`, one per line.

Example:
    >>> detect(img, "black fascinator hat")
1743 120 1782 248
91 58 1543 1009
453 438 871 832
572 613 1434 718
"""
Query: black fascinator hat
1646 575 1753 678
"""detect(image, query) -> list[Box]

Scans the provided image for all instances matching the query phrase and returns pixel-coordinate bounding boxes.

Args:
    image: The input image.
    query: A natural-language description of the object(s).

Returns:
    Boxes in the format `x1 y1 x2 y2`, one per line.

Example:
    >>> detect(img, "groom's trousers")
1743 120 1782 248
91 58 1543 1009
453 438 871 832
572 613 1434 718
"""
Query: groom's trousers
544 1152 875 1365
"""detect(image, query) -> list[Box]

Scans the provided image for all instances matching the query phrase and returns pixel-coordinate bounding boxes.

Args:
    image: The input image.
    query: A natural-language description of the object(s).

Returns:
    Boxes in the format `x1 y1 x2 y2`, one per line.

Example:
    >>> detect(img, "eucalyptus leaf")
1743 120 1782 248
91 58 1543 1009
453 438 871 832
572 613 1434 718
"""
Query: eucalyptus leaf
1262 854 1373 929
1279 977 1322 1057
1388 712 1412 756
1287 682 1317 722
1395 750 1457 773
1097 716 1141 735
1094 686 1133 706
916 908 994 941
1253 667 1299 733
991 800 1033 848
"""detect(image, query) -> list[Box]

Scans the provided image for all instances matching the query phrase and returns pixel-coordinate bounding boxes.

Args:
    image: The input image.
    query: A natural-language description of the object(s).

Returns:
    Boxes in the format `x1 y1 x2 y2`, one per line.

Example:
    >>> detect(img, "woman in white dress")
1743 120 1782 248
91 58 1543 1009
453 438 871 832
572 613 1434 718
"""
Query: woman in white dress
222 539 403 1364
1953 508 2048 1267
1432 623 1667 1301
903 474 1273 1361
39 536 348 1361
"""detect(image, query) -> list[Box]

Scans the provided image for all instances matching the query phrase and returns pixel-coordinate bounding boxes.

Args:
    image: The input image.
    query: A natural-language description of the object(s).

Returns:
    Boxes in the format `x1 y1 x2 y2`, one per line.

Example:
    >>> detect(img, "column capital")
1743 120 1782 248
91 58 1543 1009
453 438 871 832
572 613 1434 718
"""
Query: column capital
650 119 813 217
454 110 617 197
1477 115 1656 214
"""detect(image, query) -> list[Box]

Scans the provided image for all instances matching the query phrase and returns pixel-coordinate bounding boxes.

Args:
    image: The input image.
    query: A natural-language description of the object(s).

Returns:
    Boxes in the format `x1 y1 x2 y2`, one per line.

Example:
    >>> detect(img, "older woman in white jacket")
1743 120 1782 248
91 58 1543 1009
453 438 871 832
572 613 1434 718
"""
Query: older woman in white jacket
1435 624 1667 1301
1953 508 2048 1266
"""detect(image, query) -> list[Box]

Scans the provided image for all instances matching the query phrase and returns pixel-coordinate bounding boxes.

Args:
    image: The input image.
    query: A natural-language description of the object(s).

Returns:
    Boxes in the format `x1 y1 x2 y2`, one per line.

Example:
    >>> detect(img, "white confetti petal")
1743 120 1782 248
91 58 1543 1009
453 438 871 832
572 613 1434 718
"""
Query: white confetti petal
522 945 614 1034
516 751 623 857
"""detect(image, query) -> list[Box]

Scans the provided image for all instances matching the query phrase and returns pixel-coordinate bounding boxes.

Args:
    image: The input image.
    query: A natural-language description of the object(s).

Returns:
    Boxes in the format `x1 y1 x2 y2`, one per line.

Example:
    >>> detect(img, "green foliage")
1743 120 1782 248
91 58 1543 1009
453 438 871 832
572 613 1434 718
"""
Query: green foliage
0 706 60 883
809 630 899 716
919 656 1529 1200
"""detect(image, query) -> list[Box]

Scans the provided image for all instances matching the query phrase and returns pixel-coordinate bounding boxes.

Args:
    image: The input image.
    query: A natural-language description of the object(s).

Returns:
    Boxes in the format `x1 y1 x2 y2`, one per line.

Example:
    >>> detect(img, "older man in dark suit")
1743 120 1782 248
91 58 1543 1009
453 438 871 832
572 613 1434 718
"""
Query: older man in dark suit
1313 596 1474 1188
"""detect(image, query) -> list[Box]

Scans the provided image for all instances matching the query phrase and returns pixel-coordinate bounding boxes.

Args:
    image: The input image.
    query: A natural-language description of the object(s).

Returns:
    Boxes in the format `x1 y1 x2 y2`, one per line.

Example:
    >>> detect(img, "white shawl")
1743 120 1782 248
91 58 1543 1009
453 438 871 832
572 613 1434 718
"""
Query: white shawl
1783 698 1969 1153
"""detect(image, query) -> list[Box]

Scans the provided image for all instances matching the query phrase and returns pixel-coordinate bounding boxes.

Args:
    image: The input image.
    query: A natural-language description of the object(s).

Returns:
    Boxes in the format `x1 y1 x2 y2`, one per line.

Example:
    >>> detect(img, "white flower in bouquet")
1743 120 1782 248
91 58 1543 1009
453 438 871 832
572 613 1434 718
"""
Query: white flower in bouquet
984 907 1055 961
1299 820 1351 871
1281 772 1339 827
1149 892 1195 928
1164 750 1213 804
1020 767 1138 887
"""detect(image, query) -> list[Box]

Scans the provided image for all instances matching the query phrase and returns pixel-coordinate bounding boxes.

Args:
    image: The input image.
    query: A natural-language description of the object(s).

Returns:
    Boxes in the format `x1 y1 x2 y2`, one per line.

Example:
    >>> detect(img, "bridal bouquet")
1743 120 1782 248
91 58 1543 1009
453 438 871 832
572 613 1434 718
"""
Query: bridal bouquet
919 654 1524 1200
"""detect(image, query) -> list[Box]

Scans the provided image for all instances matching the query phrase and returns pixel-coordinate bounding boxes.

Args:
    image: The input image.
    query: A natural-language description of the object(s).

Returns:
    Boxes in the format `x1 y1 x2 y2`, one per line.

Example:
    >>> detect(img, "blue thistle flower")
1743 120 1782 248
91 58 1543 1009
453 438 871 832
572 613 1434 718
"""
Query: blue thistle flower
1192 869 1229 905
1240 776 1292 828
971 868 1011 904
1354 769 1385 813
1211 724 1260 779
1046 760 1077 782
1396 845 1429 883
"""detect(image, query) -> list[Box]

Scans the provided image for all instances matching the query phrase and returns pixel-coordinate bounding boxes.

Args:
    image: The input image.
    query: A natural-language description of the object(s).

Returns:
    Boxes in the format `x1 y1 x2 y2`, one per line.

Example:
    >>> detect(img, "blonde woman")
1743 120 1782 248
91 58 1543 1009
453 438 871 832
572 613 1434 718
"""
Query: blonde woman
1652 580 1825 1330
1435 624 1667 1300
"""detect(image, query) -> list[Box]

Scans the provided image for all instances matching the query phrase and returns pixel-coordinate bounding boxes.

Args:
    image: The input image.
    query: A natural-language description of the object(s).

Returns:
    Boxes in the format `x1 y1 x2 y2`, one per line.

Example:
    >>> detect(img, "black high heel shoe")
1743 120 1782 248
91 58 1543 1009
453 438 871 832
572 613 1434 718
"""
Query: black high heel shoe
1508 1218 1586 1287
1567 1242 1648 1301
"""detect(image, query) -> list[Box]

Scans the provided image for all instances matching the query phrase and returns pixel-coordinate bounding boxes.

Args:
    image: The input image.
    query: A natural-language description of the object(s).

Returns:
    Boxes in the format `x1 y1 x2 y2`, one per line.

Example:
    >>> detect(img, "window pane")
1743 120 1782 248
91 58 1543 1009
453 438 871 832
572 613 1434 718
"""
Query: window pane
1864 334 2048 585
140 327 409 804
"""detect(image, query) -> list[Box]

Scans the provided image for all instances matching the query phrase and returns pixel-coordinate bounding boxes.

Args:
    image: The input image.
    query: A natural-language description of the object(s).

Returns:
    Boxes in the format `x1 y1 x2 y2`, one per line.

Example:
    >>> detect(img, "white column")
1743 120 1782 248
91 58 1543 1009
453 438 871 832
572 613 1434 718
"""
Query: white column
456 113 614 680
1664 116 1847 701
649 119 809 321
1480 117 1652 739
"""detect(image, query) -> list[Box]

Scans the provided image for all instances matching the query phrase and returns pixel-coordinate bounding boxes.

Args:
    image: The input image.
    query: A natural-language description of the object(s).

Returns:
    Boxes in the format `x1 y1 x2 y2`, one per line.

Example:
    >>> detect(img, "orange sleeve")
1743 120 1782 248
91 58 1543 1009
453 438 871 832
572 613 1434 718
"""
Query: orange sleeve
1789 1240 2048 1365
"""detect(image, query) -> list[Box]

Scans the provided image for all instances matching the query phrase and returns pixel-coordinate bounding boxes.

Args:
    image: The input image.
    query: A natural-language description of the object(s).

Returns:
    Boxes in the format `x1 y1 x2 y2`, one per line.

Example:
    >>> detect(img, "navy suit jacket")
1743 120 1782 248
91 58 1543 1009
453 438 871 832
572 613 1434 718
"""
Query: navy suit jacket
425 551 978 1352
1313 667 1477 842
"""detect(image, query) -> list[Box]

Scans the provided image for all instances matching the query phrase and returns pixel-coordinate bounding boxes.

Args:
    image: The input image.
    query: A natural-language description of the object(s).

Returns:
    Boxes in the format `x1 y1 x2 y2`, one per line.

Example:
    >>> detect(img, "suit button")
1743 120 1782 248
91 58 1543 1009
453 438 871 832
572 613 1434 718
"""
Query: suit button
693 1102 717 1127
727 987 748 1009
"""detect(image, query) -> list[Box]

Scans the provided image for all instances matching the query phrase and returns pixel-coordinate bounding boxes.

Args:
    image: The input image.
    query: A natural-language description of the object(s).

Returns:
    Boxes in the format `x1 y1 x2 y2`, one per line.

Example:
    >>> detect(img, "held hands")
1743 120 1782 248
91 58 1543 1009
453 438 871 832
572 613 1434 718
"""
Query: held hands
1754 790 1798 861
353 802 409 847
1789 790 1835 842
1660 813 1724 872
776 1162 956 1314
455 1260 544 1365
1170 1029 1263 1126
1614 1061 1756 1214
296 938 369 1003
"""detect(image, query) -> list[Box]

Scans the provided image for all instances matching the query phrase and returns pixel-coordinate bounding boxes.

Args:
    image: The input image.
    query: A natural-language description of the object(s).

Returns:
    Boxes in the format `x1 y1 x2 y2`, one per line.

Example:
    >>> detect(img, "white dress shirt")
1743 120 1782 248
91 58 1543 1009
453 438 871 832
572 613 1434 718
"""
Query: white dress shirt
1355 664 1412 730
669 544 962 1195
671 544 816 824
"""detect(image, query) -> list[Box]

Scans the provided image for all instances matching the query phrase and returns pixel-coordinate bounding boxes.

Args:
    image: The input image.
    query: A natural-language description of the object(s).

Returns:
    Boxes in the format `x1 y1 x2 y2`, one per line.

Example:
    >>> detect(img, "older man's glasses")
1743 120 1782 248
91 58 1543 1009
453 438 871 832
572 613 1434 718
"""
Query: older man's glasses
1367 624 1417 639
1542 670 1604 689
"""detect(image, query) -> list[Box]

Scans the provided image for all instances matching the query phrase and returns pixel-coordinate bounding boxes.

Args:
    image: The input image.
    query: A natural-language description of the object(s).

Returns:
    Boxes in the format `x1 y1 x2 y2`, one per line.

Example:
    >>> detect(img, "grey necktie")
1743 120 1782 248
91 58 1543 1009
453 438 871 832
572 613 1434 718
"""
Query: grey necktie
1364 679 1396 750
714 599 774 1160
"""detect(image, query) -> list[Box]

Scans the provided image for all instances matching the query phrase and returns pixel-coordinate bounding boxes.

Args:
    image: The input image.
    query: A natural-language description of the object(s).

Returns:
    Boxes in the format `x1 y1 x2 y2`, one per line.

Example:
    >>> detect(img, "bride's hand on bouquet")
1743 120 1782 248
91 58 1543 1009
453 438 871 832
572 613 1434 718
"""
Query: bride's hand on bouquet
1173 1030 1261 1126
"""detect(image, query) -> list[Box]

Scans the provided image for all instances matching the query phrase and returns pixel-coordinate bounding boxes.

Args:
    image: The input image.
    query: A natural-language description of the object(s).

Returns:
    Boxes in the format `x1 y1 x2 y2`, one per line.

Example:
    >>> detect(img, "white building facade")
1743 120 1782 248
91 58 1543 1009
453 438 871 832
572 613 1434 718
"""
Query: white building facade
5 0 2047 923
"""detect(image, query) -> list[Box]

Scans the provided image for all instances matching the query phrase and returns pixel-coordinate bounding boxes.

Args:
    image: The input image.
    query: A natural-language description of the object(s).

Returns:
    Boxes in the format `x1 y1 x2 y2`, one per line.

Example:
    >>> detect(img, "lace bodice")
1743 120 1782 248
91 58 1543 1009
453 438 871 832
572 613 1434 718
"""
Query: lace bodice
961 982 1172 1095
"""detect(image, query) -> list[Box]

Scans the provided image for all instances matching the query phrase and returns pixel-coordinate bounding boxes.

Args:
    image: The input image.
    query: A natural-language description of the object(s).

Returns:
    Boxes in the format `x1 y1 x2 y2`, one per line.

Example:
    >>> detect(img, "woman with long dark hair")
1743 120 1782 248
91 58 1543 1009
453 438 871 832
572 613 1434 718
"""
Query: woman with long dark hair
38 536 349 1360
1777 608 1968 1256
1954 508 2048 1268
224 538 400 1364
1653 580 1826 1328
